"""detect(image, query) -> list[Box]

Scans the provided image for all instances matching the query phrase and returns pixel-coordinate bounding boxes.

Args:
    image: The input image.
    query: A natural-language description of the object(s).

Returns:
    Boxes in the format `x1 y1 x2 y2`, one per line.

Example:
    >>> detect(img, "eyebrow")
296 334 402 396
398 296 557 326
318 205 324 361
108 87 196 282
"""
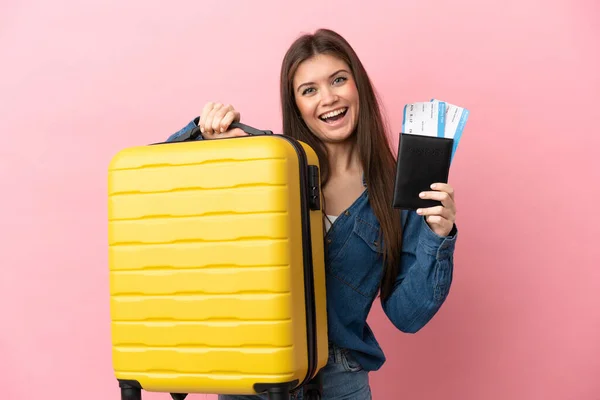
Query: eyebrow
296 69 349 92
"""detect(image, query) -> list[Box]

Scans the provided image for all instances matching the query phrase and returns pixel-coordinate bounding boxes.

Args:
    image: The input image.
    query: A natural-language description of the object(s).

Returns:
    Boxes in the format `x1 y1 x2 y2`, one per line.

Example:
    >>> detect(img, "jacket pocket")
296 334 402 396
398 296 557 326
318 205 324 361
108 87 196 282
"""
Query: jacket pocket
353 217 385 255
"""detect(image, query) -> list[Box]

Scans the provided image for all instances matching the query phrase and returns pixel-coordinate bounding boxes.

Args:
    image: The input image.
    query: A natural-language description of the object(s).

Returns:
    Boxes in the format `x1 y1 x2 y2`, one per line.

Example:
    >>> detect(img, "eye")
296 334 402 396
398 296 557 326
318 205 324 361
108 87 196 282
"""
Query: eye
333 76 347 85
302 87 316 95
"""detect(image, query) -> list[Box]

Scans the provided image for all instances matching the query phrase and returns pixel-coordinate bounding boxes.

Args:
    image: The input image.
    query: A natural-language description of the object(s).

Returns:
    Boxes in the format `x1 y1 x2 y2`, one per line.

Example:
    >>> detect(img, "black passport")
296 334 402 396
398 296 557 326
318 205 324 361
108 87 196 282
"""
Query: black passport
392 133 454 210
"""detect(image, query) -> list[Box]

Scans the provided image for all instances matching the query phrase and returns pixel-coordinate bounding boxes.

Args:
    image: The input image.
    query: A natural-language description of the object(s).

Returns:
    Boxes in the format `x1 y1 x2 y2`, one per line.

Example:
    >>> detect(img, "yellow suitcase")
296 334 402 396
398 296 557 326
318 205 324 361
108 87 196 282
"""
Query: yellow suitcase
107 122 328 400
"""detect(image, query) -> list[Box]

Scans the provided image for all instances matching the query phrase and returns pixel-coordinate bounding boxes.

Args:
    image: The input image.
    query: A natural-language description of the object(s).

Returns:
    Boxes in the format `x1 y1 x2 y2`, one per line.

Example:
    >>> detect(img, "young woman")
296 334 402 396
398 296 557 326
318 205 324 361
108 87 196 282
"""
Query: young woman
166 28 458 400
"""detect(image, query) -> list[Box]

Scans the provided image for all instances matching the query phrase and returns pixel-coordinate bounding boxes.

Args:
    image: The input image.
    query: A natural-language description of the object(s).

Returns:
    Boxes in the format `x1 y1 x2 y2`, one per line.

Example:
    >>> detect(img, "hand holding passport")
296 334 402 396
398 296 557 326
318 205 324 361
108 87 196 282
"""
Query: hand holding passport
393 99 469 211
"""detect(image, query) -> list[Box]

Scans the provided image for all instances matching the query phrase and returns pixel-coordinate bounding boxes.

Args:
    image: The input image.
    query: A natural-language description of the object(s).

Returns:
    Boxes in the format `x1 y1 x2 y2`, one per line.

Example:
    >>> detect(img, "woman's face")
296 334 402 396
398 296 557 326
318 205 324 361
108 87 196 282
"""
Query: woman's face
292 53 359 144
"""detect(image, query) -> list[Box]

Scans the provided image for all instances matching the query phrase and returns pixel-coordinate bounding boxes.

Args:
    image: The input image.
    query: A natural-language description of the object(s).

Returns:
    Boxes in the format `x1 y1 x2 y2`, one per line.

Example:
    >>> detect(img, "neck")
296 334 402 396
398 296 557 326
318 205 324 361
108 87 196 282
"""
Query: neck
324 139 361 178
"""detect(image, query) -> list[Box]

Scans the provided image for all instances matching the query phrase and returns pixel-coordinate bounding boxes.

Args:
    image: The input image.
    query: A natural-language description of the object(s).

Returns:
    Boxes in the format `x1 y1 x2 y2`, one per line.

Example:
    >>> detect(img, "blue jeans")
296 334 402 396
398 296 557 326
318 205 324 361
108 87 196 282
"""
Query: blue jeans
218 343 371 400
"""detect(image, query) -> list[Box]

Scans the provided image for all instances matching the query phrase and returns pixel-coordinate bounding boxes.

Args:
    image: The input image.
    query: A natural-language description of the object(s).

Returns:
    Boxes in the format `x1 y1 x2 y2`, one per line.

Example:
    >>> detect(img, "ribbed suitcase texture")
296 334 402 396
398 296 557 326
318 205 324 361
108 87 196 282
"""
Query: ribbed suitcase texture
108 134 328 398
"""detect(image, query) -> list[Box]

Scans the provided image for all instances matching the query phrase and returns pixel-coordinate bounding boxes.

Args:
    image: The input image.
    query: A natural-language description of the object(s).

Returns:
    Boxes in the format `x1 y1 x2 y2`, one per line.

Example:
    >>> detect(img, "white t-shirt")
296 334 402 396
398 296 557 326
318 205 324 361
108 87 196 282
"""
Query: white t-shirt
324 215 338 233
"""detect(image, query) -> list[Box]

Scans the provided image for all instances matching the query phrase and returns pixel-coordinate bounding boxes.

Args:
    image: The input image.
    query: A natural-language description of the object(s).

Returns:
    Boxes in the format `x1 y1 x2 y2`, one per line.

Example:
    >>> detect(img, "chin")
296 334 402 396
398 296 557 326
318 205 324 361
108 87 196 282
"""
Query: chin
321 129 355 143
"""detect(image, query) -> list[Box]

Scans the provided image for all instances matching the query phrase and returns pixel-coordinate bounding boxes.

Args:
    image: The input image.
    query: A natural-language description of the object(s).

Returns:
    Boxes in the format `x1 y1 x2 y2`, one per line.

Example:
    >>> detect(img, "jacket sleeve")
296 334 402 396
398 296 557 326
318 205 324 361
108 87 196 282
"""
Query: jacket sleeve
380 211 457 333
164 117 202 142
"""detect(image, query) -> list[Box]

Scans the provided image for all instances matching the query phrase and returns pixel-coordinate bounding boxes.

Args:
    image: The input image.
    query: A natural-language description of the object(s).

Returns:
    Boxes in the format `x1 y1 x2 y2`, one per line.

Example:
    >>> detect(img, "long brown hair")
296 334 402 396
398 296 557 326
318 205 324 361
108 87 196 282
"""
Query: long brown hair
279 28 402 301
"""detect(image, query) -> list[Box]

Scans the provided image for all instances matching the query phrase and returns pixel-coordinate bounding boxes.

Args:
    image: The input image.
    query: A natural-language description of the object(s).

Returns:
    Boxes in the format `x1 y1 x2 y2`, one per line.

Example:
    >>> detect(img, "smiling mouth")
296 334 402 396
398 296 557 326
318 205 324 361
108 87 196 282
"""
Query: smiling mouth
319 107 348 123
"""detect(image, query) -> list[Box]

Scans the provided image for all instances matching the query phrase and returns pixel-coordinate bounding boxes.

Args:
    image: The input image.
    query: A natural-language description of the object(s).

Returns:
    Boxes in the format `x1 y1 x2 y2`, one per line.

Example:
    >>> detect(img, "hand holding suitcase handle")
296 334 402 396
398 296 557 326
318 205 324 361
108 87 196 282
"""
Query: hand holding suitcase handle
174 119 273 142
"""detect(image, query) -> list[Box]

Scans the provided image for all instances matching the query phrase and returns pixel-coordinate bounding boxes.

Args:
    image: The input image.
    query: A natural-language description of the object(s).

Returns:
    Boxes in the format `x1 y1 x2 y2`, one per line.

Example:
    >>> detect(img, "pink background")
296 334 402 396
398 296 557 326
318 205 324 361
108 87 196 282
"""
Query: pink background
1 0 599 399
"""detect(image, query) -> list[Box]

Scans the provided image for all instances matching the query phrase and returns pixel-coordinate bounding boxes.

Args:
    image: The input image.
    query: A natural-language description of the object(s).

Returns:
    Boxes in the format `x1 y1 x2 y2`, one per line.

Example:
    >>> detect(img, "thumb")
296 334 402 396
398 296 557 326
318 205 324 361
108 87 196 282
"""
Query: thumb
228 127 249 137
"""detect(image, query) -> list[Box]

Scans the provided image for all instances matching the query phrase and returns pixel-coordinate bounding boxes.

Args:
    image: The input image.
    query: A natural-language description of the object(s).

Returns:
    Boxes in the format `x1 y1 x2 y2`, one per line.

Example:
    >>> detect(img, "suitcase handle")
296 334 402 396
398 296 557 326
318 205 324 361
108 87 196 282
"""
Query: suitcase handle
229 121 273 136
182 118 273 141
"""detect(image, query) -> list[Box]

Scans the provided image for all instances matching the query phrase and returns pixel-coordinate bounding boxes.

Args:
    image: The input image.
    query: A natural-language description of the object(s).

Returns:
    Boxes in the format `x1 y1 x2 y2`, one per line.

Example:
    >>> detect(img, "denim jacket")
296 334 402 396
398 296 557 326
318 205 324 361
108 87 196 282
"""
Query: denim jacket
165 119 458 372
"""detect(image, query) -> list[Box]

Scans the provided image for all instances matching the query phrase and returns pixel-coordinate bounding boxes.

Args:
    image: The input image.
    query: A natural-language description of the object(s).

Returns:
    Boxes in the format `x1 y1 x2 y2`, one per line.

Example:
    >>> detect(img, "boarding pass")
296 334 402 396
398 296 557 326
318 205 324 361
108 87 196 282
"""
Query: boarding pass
401 98 470 161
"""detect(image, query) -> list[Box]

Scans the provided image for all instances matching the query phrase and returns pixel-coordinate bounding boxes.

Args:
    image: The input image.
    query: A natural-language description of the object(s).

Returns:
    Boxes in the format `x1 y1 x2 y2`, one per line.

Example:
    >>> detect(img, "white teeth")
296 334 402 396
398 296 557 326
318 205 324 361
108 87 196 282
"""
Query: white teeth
320 108 347 119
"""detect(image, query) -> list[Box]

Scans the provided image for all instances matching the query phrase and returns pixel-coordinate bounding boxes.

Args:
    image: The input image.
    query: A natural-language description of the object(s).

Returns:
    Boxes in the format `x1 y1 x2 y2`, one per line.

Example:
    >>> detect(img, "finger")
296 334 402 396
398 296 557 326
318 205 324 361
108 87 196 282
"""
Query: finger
220 109 241 132
430 183 454 200
211 104 232 133
425 215 454 232
201 126 247 139
424 215 448 225
224 128 248 138
203 128 247 140
416 205 451 219
419 190 455 209
202 129 220 139
205 103 223 135
201 103 216 134
204 102 223 135
199 102 215 133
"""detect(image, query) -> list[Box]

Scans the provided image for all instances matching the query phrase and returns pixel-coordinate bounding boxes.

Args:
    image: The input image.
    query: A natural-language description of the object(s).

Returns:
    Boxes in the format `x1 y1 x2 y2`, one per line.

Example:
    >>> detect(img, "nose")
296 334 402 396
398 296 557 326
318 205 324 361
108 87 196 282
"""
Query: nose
320 87 338 106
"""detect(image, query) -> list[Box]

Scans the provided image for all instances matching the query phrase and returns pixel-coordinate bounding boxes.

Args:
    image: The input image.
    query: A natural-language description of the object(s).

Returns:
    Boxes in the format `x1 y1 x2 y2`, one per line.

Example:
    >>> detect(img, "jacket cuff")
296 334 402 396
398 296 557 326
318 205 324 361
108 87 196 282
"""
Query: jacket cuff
418 216 457 260
165 117 202 142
